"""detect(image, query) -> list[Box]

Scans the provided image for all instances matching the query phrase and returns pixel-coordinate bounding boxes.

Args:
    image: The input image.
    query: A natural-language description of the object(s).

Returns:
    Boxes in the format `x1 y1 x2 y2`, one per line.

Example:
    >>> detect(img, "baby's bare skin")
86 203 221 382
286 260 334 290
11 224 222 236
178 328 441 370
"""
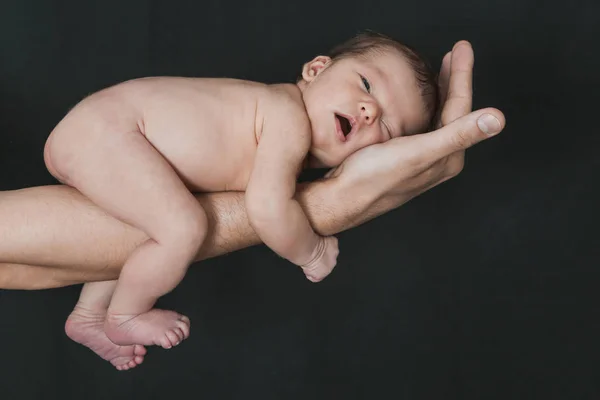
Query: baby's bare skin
110 77 291 192
49 76 334 273
44 77 329 367
45 47 427 369
51 77 291 191
45 76 313 351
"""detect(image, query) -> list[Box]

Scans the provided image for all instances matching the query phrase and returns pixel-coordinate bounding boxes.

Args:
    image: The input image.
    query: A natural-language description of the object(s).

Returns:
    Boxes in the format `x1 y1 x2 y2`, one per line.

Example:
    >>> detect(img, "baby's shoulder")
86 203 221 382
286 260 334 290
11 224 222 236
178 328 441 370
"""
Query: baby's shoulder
260 84 309 125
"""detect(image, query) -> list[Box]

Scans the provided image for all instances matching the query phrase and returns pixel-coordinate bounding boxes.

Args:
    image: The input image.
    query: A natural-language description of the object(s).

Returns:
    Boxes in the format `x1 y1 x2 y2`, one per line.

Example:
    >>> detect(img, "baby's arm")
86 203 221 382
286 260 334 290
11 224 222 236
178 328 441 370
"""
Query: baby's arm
246 95 338 279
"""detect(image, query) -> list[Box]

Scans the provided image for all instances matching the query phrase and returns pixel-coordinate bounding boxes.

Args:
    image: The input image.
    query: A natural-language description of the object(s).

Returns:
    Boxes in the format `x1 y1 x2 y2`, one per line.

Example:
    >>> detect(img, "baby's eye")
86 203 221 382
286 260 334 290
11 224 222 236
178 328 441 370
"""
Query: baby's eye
360 75 371 93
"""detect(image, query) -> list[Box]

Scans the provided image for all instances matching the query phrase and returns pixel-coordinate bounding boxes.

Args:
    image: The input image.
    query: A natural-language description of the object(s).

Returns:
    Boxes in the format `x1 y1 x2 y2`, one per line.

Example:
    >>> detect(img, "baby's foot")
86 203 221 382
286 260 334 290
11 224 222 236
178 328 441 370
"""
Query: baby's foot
105 309 190 349
65 305 147 371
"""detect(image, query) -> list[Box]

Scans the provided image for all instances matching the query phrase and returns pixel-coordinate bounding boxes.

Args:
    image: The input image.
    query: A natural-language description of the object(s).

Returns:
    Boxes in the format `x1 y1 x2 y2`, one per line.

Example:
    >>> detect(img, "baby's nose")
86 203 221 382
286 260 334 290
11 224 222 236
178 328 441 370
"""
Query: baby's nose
360 102 379 124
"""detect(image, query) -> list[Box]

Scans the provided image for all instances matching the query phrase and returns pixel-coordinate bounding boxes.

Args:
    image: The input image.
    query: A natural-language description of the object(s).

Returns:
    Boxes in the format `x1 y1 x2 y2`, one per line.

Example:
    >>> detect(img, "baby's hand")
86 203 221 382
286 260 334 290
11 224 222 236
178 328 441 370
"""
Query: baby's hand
300 236 339 282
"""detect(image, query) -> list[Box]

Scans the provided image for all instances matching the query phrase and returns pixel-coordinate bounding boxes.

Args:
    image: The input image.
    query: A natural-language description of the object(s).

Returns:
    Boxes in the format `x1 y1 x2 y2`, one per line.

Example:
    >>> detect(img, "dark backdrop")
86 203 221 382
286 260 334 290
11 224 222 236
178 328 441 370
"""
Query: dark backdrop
1 0 598 399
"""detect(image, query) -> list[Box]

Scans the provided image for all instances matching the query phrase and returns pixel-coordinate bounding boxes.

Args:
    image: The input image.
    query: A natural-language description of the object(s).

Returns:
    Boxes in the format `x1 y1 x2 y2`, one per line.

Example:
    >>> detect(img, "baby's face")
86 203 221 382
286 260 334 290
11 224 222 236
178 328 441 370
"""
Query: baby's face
299 50 430 167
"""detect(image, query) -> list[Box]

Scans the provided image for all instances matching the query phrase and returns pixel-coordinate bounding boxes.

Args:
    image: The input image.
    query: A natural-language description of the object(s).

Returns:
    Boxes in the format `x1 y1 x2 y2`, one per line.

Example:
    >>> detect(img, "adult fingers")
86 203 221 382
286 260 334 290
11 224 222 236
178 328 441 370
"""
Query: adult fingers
420 108 505 162
440 41 474 127
435 50 452 129
438 50 452 112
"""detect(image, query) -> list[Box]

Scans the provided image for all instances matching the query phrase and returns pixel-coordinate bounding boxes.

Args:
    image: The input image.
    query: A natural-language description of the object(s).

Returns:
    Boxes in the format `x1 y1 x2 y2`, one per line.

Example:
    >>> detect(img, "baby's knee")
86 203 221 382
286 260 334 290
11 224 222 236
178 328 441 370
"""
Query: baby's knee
43 130 69 183
162 207 208 255
43 112 86 184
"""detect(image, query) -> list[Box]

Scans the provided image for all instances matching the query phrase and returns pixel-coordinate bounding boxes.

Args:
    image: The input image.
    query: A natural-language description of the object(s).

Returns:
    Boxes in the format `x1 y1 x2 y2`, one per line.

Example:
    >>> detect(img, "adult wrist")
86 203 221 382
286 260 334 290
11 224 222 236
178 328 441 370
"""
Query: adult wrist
296 175 382 236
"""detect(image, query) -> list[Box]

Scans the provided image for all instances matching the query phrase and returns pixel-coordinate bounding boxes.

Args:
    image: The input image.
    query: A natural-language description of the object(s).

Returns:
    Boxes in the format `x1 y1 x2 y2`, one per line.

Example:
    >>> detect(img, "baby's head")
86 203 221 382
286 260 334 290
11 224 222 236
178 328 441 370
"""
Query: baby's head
297 31 439 167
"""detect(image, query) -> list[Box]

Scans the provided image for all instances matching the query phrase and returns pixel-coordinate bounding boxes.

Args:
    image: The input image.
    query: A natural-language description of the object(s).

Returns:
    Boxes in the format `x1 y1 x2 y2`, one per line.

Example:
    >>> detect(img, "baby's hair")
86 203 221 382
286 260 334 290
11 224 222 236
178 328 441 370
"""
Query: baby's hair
327 30 439 132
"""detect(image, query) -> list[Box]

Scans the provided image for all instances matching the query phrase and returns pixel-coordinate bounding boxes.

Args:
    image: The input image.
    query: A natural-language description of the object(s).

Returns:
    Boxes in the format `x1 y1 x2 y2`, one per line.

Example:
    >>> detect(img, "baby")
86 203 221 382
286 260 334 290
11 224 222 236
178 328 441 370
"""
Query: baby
44 31 438 369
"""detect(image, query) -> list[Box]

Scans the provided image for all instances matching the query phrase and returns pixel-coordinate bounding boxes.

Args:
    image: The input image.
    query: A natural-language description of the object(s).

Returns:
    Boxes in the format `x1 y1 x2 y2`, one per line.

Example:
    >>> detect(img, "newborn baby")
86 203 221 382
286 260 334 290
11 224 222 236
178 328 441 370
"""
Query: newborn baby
44 31 438 369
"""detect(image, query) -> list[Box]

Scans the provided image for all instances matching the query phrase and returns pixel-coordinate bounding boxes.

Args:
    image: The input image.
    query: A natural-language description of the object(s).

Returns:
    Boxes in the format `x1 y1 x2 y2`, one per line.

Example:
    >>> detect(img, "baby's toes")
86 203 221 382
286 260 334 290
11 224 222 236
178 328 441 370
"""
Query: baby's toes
178 315 190 326
167 329 182 346
134 344 147 356
172 327 185 342
176 319 190 339
162 330 180 348
159 334 174 349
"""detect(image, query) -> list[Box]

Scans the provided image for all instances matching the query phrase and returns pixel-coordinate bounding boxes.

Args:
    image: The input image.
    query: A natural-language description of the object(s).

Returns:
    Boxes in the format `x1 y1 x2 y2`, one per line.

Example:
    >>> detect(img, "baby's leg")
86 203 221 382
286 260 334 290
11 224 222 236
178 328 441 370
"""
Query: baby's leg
65 281 147 370
45 113 204 349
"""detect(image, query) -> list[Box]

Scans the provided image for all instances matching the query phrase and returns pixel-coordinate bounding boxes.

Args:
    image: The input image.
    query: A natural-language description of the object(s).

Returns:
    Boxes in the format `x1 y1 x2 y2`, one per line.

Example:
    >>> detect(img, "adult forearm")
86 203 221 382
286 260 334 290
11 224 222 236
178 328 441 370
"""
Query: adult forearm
201 176 378 261
0 185 257 271
295 178 381 236
0 177 378 282
246 196 322 266
202 176 383 260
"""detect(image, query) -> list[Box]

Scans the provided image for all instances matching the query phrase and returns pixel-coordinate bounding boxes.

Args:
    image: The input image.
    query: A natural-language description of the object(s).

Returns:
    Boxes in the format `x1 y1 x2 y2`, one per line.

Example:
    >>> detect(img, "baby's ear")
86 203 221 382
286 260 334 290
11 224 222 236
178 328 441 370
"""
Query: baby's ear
301 55 332 82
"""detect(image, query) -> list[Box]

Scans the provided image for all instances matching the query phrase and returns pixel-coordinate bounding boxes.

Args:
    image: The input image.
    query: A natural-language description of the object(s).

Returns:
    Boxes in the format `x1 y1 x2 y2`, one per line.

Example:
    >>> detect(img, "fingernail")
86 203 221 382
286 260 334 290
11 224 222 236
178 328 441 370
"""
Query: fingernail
477 114 501 135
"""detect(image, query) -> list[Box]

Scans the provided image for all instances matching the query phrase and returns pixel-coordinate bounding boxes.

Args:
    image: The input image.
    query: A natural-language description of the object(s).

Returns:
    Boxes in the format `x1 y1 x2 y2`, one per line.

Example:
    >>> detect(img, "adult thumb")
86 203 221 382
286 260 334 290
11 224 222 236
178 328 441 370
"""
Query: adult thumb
427 108 506 157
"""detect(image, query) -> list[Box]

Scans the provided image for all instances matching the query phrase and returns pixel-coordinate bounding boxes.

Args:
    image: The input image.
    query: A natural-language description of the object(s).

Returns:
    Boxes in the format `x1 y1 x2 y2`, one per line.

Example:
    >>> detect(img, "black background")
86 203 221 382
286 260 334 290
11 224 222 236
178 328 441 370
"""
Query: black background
1 0 599 399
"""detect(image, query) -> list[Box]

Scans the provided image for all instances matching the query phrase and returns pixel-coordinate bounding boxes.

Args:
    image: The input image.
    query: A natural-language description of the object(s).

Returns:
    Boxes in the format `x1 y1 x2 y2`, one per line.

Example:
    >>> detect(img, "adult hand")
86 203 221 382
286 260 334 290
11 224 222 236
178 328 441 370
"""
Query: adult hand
326 40 506 220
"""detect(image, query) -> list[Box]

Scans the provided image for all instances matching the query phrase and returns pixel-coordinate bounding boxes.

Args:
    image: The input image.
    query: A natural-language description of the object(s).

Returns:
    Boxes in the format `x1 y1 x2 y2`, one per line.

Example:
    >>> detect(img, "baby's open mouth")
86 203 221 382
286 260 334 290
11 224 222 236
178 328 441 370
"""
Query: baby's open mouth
335 114 352 137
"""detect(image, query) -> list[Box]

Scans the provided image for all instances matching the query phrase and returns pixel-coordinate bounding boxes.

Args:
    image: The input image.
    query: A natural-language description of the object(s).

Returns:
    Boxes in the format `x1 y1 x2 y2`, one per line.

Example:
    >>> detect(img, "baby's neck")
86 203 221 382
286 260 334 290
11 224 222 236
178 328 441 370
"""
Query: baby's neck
303 153 328 170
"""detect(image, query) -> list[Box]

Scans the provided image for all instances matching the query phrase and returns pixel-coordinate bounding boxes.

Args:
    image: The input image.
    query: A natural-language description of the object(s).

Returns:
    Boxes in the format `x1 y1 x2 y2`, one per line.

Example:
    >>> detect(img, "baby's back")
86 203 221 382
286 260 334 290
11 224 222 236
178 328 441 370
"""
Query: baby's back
98 76 277 192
